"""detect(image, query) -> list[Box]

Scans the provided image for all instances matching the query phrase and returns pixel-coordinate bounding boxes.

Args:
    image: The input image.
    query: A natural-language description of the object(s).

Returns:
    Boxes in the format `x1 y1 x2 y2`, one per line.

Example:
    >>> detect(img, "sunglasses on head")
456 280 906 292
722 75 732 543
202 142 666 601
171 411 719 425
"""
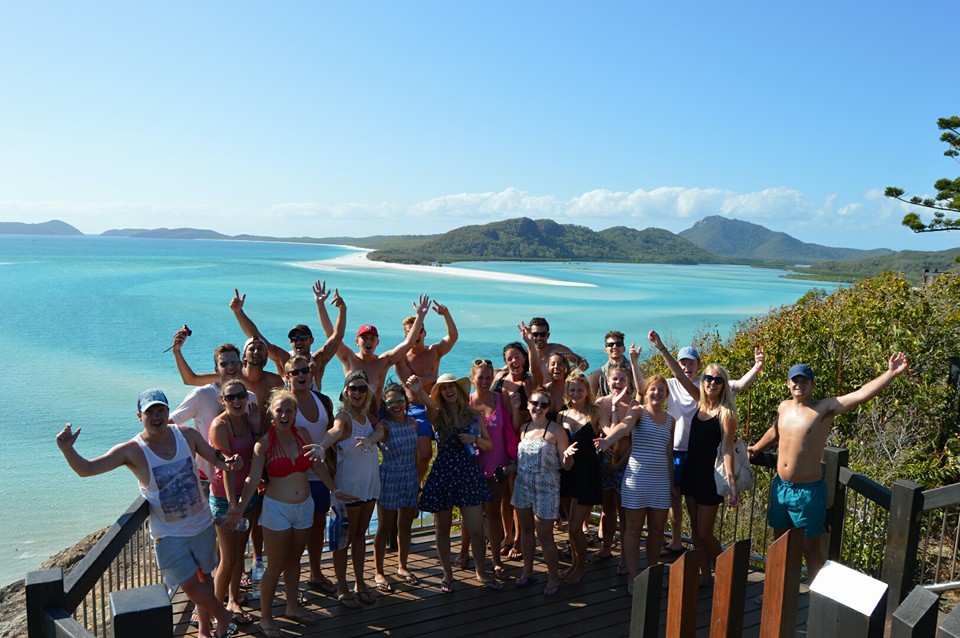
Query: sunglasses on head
289 367 311 377
703 374 725 385
222 390 248 402
473 358 493 366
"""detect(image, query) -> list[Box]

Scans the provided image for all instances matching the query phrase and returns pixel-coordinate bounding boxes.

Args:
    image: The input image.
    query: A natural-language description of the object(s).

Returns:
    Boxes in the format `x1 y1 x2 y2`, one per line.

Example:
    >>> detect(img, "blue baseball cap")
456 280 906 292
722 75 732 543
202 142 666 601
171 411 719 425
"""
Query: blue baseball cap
677 346 700 362
788 364 814 382
137 389 169 412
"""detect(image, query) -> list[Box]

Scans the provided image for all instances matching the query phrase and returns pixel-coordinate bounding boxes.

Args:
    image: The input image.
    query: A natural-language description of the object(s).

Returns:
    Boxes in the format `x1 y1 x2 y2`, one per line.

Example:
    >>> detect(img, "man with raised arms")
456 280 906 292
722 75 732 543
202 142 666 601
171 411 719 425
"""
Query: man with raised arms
56 390 243 638
317 292 431 402
393 301 459 481
173 330 282 429
589 330 633 398
527 317 588 379
169 341 257 487
748 354 908 581
646 334 765 555
230 280 346 391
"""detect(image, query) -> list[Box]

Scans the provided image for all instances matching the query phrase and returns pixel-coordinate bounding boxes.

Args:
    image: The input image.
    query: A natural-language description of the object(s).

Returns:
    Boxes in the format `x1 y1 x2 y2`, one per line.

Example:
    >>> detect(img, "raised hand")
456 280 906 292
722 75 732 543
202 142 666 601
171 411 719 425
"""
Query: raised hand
230 288 246 312
508 391 523 411
629 342 641 362
330 288 345 309
304 443 326 461
413 294 431 317
223 454 244 472
889 352 909 376
647 330 665 351
171 326 190 352
432 301 449 317
563 441 579 461
405 375 424 395
754 347 766 368
313 280 331 303
517 321 533 344
355 436 374 452
56 423 81 449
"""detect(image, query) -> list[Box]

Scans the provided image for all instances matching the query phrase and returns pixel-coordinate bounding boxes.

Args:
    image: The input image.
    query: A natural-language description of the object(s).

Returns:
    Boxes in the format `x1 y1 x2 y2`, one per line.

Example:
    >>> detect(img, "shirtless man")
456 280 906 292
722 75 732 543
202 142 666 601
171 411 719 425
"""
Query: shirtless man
394 301 459 481
318 293 431 402
230 281 346 391
528 317 588 379
748 354 908 581
589 330 633 398
56 389 243 638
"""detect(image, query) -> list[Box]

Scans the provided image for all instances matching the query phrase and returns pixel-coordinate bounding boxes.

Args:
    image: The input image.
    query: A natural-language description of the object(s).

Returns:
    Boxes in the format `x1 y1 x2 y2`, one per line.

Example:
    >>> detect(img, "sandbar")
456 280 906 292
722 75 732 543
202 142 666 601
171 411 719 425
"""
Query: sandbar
294 250 595 287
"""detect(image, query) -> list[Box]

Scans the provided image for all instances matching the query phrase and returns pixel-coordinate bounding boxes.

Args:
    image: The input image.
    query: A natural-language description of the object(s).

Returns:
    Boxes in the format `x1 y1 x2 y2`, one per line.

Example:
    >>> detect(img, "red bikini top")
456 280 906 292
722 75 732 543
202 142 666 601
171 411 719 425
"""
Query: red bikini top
265 427 312 478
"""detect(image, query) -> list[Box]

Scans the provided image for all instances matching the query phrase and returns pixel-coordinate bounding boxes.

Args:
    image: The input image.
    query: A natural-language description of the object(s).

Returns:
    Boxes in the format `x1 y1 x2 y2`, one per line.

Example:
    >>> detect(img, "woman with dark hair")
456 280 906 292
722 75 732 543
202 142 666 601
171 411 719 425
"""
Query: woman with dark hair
373 381 421 591
409 372 498 592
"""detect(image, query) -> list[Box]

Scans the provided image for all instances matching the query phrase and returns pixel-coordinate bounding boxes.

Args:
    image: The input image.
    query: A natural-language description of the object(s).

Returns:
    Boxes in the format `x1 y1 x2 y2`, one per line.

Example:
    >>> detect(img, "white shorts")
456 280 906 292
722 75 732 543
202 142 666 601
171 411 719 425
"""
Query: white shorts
259 495 313 531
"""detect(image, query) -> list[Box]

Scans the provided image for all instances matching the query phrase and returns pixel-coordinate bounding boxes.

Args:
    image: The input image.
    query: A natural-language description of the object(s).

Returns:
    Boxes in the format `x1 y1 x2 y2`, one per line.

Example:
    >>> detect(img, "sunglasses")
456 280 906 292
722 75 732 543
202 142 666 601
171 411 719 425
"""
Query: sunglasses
222 390 248 402
384 397 406 406
347 385 368 394
703 374 725 385
473 358 493 366
290 334 310 343
606 341 624 348
530 331 549 338
529 400 551 409
289 367 311 377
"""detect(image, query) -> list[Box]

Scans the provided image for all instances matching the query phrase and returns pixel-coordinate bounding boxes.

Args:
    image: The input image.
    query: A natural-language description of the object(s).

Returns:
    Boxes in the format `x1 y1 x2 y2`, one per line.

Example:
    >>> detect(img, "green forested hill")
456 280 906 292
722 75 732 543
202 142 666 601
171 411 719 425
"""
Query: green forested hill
679 215 893 263
367 217 720 264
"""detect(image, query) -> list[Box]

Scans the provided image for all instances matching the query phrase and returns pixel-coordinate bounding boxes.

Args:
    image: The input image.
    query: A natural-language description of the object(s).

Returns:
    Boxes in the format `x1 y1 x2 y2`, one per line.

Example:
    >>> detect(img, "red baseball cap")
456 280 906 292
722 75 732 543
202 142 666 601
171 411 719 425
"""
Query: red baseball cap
357 324 378 337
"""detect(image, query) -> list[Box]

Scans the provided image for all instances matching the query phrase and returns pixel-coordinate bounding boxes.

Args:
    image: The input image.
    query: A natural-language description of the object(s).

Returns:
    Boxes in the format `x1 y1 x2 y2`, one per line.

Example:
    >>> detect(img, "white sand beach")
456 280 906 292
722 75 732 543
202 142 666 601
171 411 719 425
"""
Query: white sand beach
294 250 596 287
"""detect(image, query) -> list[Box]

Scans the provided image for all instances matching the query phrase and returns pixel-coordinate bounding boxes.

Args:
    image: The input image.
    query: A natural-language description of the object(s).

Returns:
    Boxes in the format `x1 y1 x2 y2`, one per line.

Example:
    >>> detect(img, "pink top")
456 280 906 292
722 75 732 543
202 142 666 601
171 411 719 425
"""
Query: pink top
471 392 516 478
210 420 255 498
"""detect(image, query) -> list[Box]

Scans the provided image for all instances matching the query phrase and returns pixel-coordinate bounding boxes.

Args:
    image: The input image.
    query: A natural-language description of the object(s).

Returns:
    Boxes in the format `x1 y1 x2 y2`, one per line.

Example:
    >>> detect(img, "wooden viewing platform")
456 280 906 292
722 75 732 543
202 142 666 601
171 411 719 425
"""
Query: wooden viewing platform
170 531 810 637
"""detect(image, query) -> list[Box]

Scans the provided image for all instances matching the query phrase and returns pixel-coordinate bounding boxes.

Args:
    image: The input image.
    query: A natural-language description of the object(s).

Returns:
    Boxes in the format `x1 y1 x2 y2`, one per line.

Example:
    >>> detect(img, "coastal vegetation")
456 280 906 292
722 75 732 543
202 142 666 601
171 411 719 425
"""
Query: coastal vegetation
645 271 960 487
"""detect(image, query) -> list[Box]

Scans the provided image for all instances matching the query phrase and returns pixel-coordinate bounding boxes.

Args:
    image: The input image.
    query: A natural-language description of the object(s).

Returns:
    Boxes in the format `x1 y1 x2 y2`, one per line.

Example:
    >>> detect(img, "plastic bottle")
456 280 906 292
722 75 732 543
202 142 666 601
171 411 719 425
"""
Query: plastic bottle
251 557 265 600
462 420 480 457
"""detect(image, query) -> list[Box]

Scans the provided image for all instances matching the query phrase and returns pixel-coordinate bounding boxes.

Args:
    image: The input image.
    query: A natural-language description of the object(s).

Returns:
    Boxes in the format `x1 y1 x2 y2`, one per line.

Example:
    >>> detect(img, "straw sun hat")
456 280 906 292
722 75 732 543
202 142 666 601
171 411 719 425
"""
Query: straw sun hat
429 373 472 404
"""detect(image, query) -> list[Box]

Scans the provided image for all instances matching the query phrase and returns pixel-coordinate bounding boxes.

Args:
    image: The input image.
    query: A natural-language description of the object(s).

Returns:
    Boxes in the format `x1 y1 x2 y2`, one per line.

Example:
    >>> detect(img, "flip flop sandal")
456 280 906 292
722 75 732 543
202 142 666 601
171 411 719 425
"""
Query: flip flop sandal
399 572 420 586
307 575 338 594
515 575 537 588
375 579 395 593
230 610 254 625
493 565 507 580
338 593 362 609
356 589 376 604
543 583 560 597
439 580 454 594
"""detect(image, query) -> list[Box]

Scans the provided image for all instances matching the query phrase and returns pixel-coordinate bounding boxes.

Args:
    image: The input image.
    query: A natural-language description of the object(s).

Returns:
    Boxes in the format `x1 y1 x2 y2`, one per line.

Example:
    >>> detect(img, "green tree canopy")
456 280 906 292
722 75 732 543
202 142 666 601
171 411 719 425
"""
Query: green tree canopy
887 116 960 233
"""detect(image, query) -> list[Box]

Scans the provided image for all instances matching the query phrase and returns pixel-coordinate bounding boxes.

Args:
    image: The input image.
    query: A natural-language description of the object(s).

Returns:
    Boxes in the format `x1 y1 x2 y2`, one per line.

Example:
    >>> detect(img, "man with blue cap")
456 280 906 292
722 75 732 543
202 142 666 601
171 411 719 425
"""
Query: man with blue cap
749 353 909 581
56 389 245 637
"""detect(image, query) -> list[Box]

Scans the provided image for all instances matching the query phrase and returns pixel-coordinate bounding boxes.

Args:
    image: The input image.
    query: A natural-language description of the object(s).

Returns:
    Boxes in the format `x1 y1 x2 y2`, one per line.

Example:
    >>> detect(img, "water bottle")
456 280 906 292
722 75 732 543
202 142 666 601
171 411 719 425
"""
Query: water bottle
251 557 265 600
462 420 480 457
235 518 250 532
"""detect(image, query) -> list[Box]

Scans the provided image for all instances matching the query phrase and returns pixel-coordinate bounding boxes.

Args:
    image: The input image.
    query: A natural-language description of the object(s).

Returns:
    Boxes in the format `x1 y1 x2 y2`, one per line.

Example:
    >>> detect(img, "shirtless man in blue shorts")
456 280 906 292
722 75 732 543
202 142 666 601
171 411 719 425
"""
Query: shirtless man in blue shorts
748 354 908 581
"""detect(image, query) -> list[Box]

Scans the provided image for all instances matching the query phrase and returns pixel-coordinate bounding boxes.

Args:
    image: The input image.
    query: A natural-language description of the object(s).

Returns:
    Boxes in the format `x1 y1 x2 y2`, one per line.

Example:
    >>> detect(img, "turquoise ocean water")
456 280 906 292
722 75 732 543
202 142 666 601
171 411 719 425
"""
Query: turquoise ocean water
0 235 841 586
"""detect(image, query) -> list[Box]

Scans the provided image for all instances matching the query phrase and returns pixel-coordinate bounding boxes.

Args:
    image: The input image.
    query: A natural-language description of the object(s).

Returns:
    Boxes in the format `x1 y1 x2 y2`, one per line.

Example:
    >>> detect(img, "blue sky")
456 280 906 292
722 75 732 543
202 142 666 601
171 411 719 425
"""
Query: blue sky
1 1 957 251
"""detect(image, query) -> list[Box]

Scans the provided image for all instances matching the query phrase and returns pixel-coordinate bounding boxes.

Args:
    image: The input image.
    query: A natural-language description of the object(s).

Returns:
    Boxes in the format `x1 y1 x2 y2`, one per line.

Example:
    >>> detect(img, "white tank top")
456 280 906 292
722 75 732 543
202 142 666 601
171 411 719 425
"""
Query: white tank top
294 391 330 481
335 416 381 501
136 426 212 539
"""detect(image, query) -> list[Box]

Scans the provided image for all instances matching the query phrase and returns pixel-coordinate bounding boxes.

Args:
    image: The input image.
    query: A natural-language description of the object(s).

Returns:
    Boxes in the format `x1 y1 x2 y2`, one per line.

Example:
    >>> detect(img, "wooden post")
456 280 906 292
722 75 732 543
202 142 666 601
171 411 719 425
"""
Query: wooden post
110 584 172 638
25 568 65 638
807 561 887 637
881 480 924 608
759 528 804 638
710 539 750 638
823 447 849 561
665 548 702 638
629 563 664 638
890 585 939 638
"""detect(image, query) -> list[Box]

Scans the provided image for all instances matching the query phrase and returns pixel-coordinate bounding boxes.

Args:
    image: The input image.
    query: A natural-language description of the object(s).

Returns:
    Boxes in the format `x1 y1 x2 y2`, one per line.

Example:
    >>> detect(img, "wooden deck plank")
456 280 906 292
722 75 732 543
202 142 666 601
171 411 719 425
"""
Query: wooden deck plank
173 532 809 637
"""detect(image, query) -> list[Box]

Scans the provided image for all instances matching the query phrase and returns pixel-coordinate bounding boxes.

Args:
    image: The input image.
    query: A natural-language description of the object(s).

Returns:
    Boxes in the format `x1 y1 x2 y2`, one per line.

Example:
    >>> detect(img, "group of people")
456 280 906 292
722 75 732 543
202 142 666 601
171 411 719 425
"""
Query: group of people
55 280 910 637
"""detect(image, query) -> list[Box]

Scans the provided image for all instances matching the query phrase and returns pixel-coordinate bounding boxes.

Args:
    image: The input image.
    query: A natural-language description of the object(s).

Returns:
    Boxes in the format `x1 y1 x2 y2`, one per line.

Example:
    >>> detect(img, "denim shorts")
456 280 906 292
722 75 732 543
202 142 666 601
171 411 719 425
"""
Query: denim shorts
208 492 261 522
154 524 217 588
767 476 827 537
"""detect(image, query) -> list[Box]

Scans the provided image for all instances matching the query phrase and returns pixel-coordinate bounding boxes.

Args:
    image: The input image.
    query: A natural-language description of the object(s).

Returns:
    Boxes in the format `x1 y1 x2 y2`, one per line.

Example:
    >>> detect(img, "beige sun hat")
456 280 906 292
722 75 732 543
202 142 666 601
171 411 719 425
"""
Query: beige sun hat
429 373 472 404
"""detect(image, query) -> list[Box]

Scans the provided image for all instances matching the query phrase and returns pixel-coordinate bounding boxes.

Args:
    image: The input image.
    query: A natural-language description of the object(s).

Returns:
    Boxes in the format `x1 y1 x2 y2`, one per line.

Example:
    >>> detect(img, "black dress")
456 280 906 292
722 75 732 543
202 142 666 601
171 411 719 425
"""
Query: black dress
679 412 723 506
559 422 603 505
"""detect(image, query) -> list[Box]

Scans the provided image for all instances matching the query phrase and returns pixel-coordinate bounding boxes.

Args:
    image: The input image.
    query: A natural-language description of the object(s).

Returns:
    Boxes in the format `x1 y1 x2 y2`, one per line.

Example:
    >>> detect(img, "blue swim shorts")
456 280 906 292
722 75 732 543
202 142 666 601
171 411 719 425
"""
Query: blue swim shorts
672 451 687 487
408 404 434 438
767 476 827 538
309 479 331 518
154 524 218 589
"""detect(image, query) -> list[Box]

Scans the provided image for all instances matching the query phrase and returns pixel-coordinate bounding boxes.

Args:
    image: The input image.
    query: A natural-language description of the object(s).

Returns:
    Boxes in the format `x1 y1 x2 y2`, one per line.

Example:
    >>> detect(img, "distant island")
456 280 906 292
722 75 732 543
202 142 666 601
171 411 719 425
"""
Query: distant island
3 217 958 284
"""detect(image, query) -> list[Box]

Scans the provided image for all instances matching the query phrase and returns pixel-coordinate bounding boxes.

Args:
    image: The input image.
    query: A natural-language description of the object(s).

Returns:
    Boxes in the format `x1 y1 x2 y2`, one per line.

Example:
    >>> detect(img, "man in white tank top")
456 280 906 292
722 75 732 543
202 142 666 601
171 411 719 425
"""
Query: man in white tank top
56 389 244 638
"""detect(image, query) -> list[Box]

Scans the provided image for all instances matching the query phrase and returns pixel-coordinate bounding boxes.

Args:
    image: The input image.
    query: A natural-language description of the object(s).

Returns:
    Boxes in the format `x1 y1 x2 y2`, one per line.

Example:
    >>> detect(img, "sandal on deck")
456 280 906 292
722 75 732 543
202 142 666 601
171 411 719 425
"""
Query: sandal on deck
439 580 454 594
230 610 253 625
307 575 338 594
398 572 420 586
338 593 361 609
